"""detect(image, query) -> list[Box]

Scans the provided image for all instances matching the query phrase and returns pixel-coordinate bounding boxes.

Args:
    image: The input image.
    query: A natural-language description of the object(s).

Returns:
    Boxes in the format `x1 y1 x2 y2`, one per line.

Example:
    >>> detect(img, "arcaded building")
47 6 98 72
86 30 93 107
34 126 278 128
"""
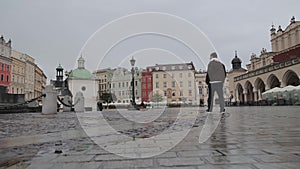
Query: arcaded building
231 17 300 105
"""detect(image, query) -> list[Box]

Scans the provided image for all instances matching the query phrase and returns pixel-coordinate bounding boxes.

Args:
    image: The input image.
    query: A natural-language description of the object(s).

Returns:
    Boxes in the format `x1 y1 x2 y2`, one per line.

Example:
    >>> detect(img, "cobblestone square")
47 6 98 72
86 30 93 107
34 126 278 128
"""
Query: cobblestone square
0 106 299 169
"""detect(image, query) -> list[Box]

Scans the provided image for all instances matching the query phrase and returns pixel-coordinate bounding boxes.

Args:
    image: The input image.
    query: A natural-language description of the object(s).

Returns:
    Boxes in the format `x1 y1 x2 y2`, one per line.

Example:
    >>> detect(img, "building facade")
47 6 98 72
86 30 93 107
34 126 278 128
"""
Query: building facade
11 50 35 100
195 71 209 106
93 68 114 101
10 57 25 94
0 36 12 93
150 62 197 105
230 17 300 105
34 65 44 98
110 67 142 104
141 70 152 102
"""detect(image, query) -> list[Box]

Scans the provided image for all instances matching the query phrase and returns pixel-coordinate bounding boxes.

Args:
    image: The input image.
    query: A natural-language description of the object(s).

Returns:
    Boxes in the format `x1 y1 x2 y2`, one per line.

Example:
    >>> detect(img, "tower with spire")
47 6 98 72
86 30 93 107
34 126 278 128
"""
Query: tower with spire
56 64 64 82
231 51 244 71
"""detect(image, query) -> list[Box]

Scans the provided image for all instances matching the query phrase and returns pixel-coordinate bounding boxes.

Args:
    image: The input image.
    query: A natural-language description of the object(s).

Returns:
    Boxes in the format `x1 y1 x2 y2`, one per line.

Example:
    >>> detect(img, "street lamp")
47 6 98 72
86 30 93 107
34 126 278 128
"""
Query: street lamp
130 57 136 107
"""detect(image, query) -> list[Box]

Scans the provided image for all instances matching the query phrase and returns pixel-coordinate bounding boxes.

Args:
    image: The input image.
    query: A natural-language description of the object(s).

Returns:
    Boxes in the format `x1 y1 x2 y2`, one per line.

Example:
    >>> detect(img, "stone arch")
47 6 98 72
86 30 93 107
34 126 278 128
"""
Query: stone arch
236 83 244 104
282 70 300 87
267 74 280 89
254 77 265 100
244 81 254 104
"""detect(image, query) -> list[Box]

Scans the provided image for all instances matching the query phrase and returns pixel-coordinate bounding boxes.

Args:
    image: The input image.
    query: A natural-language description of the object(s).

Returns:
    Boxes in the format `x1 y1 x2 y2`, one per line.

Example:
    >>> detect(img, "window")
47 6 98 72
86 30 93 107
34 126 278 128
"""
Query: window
12 75 14 82
12 87 14 94
135 81 137 86
180 90 183 96
206 88 209 94
172 81 176 87
163 74 167 78
199 88 203 94
171 66 175 70
7 66 9 72
179 65 183 69
179 73 183 78
119 82 121 88
188 81 192 87
122 82 124 88
164 91 167 96
126 82 128 87
180 81 183 87
6 75 9 82
0 74 3 81
188 90 192 96
162 66 166 70
1 64 4 70
163 82 167 88
156 82 159 88
155 74 159 78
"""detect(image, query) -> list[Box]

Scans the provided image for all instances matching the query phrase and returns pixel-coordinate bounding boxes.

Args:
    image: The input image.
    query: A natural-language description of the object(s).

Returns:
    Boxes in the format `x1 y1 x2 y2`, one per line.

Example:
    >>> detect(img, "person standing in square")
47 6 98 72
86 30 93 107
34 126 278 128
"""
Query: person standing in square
206 52 226 112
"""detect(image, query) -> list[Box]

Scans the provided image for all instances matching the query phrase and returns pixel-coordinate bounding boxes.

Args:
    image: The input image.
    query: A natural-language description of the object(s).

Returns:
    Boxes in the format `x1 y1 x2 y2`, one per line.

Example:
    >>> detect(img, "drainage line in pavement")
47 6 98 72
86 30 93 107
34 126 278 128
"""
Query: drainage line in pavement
215 149 226 156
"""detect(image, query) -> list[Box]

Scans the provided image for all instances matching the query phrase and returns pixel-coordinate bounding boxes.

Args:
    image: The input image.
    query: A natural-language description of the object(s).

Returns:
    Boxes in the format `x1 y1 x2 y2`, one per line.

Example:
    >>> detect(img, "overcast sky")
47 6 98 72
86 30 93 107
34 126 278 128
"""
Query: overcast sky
0 0 299 82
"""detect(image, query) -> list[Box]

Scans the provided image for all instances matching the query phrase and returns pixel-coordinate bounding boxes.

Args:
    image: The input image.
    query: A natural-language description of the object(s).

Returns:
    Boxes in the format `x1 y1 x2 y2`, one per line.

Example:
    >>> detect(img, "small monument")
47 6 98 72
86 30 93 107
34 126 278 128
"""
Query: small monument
42 85 57 114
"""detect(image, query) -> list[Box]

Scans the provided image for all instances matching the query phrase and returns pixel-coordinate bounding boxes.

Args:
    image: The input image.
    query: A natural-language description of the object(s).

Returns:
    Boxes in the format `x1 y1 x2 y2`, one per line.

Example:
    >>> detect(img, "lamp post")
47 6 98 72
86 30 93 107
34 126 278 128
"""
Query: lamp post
130 57 136 106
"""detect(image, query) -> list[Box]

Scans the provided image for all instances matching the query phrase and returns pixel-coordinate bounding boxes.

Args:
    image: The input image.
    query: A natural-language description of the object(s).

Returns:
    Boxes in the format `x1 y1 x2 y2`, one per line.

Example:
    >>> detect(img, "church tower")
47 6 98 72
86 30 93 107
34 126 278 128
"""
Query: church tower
78 56 85 69
231 51 242 70
56 64 64 82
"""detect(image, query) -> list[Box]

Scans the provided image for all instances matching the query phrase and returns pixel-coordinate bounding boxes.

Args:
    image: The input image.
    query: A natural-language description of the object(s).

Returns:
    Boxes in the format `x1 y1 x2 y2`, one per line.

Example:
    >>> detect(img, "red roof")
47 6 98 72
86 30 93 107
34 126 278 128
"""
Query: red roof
273 45 300 62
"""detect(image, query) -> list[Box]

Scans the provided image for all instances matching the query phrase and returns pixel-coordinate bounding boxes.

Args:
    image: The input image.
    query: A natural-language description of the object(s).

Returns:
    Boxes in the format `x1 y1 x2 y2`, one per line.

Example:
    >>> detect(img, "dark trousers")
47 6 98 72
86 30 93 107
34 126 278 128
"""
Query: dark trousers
207 84 211 110
208 82 225 112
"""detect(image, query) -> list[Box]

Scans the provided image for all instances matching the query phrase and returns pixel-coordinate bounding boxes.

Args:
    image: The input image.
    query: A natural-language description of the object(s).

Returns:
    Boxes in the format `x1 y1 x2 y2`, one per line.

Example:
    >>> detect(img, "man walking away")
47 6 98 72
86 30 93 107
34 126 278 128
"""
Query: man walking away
207 52 226 112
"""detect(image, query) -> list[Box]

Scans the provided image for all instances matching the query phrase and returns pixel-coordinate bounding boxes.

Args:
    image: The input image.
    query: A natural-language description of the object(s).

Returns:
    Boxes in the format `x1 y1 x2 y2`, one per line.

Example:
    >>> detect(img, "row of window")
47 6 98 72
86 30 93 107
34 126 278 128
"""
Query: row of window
1 64 10 72
0 74 9 82
12 75 24 83
155 72 192 79
155 81 193 88
11 87 23 94
149 65 193 72
113 90 138 97
111 81 138 88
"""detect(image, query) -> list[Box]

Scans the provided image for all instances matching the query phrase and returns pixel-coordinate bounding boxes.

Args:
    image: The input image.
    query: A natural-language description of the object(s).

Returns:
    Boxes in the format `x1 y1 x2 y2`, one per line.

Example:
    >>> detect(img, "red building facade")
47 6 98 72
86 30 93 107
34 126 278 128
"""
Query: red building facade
141 69 153 102
0 55 12 93
0 36 12 93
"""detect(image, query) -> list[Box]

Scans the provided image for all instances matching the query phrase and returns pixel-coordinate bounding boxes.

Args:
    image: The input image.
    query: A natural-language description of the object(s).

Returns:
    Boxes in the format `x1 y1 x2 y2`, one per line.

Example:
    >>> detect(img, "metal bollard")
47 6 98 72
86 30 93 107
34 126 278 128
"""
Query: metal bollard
42 85 57 114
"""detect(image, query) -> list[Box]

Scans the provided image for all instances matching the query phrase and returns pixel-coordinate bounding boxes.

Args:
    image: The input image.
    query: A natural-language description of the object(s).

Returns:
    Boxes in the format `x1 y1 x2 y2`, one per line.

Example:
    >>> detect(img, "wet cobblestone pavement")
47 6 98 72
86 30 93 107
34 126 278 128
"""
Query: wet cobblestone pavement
0 106 300 169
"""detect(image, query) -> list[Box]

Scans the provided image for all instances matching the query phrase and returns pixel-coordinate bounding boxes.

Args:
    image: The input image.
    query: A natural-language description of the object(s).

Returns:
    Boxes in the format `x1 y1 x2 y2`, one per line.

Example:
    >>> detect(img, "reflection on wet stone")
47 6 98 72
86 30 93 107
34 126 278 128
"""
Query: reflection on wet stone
0 106 300 168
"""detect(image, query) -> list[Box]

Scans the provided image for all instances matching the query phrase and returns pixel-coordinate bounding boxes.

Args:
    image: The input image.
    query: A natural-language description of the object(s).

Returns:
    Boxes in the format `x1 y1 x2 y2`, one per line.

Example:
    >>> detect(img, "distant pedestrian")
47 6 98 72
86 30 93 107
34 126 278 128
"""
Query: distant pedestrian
206 52 226 112
97 102 103 111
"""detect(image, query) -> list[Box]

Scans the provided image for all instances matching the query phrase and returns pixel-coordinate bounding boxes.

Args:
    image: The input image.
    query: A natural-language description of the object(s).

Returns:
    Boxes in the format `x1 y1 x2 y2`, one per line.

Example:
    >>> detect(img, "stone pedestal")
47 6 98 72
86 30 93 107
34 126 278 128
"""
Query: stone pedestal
42 85 57 114
74 92 84 112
